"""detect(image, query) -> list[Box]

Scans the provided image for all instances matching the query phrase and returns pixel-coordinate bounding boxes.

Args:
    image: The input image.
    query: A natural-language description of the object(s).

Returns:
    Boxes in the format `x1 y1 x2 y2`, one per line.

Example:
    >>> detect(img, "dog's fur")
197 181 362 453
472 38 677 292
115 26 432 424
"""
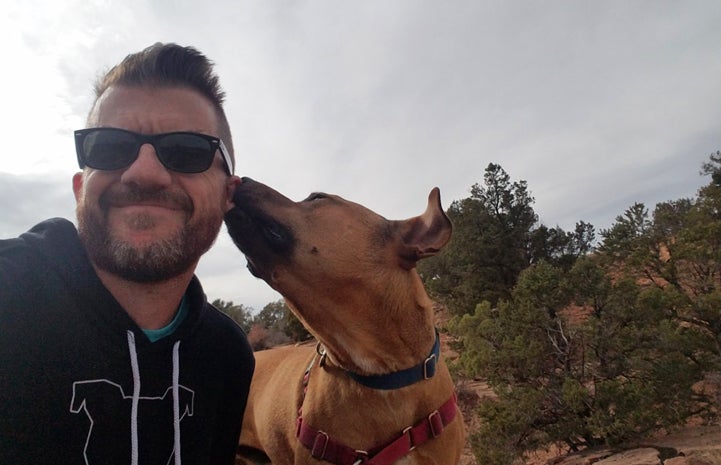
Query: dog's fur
225 178 465 465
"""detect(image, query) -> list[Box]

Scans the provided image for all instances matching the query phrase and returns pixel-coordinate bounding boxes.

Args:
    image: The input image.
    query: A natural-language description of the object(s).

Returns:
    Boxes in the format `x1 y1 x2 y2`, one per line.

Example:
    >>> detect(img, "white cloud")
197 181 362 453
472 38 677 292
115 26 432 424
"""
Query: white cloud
0 173 75 237
1 0 720 308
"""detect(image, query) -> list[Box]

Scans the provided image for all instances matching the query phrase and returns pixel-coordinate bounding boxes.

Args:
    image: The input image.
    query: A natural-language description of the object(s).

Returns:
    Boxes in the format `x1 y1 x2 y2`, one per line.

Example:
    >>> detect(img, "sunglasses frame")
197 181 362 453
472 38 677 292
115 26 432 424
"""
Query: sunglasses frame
74 127 234 175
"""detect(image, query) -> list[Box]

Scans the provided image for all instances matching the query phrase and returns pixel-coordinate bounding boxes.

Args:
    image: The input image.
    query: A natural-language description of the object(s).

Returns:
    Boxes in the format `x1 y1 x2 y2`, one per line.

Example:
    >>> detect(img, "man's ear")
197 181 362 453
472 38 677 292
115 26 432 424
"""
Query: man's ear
72 172 84 202
224 175 242 213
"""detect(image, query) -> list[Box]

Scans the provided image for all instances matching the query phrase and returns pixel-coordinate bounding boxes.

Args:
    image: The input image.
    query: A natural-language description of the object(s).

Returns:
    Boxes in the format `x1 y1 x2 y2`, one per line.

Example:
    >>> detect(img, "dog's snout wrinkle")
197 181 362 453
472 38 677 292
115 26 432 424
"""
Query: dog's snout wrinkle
263 226 283 242
260 220 295 254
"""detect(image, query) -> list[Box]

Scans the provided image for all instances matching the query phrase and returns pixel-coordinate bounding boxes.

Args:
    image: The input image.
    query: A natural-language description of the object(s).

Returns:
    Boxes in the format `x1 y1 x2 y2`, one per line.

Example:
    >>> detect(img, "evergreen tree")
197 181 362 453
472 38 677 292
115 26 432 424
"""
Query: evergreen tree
420 163 594 316
419 163 540 314
212 299 253 333
598 151 721 363
452 259 705 464
451 153 721 464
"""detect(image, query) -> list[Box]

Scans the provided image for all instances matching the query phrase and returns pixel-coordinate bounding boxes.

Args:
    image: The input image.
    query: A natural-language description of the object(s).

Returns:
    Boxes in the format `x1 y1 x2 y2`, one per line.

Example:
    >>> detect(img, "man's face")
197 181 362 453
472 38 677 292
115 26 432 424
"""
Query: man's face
72 85 237 282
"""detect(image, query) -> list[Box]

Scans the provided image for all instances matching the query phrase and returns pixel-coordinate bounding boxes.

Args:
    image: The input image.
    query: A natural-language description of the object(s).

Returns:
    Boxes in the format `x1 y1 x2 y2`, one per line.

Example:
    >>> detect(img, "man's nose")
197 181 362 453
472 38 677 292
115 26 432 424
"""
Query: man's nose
120 143 173 187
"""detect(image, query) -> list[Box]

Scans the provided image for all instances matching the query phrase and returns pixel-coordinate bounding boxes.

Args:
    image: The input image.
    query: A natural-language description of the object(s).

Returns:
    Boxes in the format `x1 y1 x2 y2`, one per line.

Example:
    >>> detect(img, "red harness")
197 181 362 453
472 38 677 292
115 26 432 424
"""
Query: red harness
295 343 458 465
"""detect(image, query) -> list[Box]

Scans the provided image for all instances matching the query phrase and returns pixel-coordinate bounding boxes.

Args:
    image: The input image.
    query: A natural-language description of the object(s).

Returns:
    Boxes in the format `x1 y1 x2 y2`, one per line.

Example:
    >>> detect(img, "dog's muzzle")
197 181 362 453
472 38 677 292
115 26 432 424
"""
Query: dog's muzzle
224 179 296 279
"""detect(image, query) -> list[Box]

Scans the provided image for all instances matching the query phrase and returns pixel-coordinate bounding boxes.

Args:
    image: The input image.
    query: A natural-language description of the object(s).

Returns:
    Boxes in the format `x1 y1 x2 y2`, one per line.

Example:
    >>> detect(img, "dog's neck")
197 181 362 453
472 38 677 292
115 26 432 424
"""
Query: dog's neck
308 279 439 377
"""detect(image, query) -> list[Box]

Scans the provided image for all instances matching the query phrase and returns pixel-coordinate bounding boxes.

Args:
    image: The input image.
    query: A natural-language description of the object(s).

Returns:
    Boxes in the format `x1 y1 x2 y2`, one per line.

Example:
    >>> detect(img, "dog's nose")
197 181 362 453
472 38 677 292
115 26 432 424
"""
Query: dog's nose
232 177 259 205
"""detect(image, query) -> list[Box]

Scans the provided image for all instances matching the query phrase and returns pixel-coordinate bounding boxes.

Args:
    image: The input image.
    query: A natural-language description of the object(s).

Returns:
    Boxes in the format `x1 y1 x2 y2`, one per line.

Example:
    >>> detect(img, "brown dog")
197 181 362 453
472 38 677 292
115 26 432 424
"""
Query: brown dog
225 178 465 465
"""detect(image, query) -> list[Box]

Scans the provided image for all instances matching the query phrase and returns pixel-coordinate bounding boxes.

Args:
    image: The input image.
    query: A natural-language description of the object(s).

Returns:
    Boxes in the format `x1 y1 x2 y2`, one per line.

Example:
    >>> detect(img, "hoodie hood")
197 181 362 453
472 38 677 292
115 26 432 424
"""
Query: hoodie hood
17 218 209 350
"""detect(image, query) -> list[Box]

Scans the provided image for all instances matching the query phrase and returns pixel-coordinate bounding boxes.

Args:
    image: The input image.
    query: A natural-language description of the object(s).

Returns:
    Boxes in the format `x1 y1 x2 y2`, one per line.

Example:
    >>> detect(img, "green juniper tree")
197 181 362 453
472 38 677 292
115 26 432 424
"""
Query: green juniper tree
447 153 721 464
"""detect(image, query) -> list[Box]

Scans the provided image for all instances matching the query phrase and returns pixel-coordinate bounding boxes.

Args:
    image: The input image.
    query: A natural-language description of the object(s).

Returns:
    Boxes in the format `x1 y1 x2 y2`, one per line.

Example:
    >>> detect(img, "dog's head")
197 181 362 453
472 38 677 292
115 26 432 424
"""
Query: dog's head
225 177 450 281
224 178 451 360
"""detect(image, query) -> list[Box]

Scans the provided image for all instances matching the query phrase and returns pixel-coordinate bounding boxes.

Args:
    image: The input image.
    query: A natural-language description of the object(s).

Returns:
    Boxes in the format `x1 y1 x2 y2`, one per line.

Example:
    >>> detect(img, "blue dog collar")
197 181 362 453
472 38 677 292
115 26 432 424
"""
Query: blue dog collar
346 329 441 390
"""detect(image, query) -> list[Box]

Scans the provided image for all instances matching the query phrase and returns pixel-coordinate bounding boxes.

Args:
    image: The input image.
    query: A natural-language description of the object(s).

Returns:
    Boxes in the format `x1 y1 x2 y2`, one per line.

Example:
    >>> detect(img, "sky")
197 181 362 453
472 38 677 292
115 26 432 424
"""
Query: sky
1 1 720 312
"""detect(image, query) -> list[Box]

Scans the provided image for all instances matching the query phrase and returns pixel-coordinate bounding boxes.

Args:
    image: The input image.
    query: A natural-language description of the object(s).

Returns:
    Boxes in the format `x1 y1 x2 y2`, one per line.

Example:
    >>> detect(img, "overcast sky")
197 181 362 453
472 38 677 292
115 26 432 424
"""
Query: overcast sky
1 1 720 311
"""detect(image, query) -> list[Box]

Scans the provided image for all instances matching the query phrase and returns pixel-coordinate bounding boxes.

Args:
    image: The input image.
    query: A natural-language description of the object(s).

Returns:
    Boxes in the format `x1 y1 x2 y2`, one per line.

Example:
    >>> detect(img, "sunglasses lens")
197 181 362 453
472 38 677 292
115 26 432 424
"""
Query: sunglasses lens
77 129 220 173
156 134 215 173
81 129 138 170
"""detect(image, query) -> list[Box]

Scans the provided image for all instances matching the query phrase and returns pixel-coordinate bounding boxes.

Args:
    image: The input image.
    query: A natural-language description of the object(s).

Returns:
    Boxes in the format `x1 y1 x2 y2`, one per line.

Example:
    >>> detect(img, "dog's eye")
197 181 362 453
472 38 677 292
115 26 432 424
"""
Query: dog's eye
304 192 329 202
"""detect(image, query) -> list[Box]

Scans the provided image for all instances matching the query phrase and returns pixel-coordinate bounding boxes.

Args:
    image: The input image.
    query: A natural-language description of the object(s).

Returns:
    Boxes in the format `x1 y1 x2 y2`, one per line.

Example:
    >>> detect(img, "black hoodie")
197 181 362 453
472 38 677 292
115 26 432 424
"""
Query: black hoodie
0 218 255 465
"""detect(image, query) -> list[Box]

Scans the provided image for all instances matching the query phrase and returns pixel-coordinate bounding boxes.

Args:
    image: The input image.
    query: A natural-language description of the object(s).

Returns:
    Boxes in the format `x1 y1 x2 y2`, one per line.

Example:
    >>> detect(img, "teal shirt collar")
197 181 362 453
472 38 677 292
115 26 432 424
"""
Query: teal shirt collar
142 295 189 342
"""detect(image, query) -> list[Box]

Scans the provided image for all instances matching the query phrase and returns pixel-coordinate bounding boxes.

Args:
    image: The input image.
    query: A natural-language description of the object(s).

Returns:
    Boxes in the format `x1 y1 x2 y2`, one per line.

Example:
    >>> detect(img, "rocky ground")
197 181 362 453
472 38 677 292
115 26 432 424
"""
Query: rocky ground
529 425 721 465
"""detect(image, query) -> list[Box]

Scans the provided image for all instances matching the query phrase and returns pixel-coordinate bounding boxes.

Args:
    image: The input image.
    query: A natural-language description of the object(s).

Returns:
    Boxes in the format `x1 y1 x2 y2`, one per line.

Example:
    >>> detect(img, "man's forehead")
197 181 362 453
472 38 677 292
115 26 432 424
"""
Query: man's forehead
87 85 219 134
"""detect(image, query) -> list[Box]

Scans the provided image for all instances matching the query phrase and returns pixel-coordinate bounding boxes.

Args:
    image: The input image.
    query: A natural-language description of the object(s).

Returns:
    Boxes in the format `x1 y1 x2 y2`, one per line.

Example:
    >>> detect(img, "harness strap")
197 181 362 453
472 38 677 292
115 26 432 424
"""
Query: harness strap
295 393 458 465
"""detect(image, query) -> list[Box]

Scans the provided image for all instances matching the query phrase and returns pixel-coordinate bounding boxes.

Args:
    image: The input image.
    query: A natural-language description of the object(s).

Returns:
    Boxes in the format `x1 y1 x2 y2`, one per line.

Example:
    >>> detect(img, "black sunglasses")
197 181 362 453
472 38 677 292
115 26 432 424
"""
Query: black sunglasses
74 127 234 175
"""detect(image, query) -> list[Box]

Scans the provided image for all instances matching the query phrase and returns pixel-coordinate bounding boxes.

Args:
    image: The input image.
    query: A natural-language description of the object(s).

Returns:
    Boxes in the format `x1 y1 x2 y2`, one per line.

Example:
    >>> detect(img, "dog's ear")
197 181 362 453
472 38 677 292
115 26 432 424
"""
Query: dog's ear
397 187 452 268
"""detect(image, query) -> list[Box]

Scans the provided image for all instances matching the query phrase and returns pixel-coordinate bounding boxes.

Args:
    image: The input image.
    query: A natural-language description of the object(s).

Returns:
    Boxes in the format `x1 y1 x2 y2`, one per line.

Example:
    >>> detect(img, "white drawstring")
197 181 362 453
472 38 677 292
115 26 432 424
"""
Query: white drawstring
127 331 140 465
127 332 182 464
173 340 182 465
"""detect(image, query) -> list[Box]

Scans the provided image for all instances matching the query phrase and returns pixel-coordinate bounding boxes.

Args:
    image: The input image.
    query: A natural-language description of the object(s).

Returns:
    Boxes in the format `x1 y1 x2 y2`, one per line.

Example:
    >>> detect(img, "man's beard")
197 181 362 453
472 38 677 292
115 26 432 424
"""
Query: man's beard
77 185 224 283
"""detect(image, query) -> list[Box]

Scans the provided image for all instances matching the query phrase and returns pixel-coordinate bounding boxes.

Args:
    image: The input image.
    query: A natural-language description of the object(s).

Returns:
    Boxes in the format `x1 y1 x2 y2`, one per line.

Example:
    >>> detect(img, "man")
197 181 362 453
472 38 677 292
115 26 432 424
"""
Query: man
0 43 254 465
